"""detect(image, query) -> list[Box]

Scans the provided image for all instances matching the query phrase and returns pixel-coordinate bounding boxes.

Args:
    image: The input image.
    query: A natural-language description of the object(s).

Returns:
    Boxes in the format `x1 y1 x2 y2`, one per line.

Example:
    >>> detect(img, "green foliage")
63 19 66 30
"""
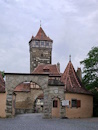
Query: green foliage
80 47 98 90
80 46 98 117
0 71 5 78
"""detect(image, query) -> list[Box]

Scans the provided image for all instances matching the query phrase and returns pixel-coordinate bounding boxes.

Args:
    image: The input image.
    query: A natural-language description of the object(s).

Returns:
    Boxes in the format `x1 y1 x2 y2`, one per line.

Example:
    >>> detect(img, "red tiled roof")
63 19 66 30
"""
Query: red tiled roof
61 61 92 95
30 27 53 42
0 72 5 93
32 64 60 76
14 83 30 92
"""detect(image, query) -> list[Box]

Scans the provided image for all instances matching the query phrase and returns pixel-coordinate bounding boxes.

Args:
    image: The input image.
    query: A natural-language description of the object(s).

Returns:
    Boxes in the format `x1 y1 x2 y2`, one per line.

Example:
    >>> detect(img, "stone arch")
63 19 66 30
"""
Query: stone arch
33 93 44 113
14 81 44 114
5 73 50 118
33 91 43 102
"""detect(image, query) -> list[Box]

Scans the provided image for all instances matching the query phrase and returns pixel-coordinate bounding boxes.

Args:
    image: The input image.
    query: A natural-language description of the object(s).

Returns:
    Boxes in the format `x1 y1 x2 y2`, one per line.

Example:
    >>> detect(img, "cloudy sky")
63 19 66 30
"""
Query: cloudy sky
0 0 98 73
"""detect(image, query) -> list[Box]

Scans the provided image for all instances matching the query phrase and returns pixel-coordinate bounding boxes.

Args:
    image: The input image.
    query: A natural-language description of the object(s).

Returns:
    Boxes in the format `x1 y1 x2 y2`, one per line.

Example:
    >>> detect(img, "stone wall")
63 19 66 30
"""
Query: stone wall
0 93 6 118
5 73 49 118
52 97 60 118
30 47 52 72
48 85 65 118
65 93 93 118
15 89 43 113
12 94 16 116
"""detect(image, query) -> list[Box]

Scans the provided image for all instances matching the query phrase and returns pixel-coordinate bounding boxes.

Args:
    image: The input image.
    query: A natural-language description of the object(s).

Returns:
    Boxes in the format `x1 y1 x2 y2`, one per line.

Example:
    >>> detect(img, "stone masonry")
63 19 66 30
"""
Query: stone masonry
5 73 65 119
48 79 65 118
5 73 49 118
29 27 53 72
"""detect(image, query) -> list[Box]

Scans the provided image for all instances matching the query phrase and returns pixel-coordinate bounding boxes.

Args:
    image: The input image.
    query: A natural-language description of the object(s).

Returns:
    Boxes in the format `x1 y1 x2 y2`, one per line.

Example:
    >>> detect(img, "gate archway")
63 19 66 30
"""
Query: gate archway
5 73 50 118
14 81 43 114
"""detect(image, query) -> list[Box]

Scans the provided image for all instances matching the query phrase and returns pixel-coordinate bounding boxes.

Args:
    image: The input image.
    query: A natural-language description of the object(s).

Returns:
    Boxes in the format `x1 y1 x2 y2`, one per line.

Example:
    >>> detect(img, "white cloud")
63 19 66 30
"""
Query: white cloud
76 10 98 27
0 0 98 73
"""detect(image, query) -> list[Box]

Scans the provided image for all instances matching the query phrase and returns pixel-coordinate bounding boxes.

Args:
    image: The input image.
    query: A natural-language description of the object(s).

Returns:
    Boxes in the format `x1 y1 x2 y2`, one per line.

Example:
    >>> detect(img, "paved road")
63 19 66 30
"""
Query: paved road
0 113 98 130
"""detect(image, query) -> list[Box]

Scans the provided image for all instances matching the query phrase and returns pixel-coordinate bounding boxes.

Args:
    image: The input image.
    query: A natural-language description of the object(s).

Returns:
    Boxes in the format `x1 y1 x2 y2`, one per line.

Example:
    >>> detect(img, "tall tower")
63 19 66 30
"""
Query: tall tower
29 26 53 73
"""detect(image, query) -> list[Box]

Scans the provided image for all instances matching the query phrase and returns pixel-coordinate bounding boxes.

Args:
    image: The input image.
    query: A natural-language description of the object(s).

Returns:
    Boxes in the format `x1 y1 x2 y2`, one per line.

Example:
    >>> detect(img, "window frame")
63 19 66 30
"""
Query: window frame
71 99 77 108
53 100 58 108
71 99 81 108
41 41 44 46
46 42 49 46
35 41 39 46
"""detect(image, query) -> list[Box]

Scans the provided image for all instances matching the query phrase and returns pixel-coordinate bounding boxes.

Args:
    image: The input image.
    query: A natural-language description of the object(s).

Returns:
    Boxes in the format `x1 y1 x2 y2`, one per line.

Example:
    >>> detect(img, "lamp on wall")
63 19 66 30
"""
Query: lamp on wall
30 80 33 88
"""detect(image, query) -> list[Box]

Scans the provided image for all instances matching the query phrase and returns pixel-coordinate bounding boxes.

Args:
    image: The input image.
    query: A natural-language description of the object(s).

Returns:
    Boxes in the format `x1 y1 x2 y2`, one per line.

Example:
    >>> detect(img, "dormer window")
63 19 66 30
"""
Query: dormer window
44 69 49 72
43 66 50 72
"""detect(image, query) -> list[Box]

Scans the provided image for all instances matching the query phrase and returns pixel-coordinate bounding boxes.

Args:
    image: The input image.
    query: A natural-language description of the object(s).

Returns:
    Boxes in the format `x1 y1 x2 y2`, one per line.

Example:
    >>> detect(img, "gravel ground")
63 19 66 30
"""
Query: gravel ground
0 113 98 130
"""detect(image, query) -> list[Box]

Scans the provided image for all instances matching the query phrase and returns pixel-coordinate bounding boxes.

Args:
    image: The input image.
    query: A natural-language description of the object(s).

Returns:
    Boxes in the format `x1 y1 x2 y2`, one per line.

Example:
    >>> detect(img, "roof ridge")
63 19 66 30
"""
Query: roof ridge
35 27 47 38
70 62 81 88
69 75 73 88
55 65 60 75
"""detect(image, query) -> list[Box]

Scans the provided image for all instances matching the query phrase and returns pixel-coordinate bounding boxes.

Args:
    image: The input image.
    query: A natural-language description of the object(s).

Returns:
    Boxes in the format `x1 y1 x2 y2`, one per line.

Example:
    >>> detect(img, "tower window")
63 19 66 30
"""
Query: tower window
41 42 44 46
41 54 43 57
46 42 49 46
36 41 39 46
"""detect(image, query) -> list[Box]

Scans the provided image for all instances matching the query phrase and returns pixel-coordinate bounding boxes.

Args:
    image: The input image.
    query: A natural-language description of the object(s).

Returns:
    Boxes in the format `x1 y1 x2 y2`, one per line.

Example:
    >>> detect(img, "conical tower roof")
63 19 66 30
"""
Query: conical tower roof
61 61 92 95
30 27 53 42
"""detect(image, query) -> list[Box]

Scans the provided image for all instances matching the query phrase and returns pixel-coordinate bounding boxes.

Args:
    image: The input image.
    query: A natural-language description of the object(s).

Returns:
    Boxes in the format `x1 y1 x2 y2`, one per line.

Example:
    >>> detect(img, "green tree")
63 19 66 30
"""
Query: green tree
0 71 5 78
80 47 98 116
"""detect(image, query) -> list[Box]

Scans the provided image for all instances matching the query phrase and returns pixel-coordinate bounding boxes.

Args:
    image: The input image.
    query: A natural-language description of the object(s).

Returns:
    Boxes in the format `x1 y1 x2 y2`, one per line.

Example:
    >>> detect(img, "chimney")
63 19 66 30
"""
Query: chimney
57 62 60 73
77 68 82 81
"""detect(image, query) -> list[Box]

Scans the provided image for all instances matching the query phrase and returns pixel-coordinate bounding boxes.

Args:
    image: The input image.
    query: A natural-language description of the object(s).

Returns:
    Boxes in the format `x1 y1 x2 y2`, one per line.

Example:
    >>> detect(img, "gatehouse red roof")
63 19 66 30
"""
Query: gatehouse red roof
14 83 30 92
29 27 53 42
61 61 92 95
32 64 60 76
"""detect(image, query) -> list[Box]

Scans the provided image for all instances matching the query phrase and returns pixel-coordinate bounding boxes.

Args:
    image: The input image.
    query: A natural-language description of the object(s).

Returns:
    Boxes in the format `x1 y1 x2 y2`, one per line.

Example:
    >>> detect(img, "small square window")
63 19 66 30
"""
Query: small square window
46 42 49 46
53 100 58 108
41 42 44 46
71 99 81 108
36 41 39 46
72 99 77 107
44 69 49 72
41 54 43 57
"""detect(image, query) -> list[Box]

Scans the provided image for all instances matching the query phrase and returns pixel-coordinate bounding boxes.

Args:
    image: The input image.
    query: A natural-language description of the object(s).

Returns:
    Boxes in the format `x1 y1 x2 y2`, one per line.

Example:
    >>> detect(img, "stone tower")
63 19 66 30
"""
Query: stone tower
29 26 53 73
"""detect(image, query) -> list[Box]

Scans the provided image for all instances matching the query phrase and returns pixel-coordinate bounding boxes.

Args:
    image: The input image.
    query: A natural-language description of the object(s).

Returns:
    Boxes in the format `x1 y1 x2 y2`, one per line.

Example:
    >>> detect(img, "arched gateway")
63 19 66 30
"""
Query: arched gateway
5 73 51 118
5 72 65 118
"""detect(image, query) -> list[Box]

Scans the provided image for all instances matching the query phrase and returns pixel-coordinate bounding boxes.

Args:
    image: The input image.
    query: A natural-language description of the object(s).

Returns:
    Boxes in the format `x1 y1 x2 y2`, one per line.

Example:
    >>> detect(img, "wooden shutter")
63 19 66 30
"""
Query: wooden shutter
77 100 81 108
53 100 58 107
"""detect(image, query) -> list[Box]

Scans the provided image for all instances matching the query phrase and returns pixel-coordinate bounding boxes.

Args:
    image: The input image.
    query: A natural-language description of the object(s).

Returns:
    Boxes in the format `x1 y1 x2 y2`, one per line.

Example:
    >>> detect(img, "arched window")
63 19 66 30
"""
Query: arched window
53 100 58 108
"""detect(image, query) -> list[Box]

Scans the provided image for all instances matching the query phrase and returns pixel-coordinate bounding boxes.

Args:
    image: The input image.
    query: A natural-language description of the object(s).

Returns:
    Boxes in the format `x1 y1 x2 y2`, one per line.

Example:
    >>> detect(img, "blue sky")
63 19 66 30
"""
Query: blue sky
0 0 98 73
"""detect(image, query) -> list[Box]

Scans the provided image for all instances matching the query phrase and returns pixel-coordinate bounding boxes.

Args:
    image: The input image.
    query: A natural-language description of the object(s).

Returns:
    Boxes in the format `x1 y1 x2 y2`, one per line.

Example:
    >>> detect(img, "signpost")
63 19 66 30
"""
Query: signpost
62 100 69 106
